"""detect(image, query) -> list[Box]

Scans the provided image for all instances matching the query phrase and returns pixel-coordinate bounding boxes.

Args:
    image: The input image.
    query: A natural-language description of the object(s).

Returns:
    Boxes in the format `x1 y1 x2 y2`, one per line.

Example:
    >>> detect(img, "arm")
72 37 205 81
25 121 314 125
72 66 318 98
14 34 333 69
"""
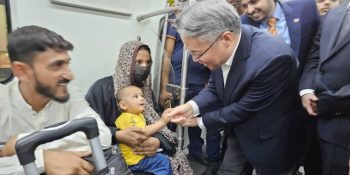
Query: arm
202 55 296 129
142 109 172 136
0 86 110 174
159 34 176 106
38 87 111 173
193 73 222 114
85 77 118 143
299 24 321 91
43 150 94 175
169 73 221 125
299 19 323 116
130 111 176 156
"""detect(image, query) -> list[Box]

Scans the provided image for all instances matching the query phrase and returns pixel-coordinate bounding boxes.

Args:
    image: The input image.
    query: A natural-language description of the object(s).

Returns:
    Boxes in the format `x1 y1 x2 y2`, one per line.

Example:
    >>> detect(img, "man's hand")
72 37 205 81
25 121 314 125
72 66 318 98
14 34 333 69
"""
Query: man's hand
1 135 18 157
180 117 199 127
168 103 194 124
115 126 149 147
44 150 94 175
301 93 319 116
133 137 160 156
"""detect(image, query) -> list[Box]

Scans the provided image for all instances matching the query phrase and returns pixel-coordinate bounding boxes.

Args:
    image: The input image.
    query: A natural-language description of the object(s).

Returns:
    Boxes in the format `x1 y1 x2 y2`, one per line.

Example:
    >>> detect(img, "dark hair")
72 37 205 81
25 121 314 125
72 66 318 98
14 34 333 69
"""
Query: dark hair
129 44 152 86
7 25 73 64
138 45 151 57
136 44 152 64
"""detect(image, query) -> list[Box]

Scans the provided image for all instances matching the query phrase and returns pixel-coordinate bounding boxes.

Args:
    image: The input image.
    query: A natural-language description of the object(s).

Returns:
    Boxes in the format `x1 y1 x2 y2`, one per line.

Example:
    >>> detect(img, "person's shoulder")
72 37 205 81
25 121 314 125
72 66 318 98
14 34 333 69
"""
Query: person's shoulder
246 27 294 58
282 0 318 14
327 4 346 15
0 78 18 97
91 76 113 88
240 15 251 24
282 0 314 6
243 25 280 45
86 76 113 97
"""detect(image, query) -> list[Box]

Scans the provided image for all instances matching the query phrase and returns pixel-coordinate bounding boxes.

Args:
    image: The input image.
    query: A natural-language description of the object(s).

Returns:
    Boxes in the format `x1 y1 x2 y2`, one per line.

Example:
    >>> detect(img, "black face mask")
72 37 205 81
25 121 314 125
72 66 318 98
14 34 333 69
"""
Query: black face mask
133 64 150 86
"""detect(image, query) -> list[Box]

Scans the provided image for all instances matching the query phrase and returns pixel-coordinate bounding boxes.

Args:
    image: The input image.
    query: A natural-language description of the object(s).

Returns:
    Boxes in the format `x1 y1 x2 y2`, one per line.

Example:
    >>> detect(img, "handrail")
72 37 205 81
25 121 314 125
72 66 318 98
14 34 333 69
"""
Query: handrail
137 7 179 22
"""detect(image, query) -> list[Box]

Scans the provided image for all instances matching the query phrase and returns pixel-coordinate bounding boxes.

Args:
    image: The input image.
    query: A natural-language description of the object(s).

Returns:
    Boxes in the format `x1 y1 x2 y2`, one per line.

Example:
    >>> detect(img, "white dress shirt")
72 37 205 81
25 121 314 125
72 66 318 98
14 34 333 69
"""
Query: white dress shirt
0 79 112 175
189 32 242 129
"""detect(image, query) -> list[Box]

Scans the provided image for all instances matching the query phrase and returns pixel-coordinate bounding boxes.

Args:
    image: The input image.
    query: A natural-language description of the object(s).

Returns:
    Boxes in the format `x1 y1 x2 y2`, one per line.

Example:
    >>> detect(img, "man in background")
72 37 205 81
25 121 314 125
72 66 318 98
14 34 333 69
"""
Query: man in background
300 3 350 175
240 0 321 174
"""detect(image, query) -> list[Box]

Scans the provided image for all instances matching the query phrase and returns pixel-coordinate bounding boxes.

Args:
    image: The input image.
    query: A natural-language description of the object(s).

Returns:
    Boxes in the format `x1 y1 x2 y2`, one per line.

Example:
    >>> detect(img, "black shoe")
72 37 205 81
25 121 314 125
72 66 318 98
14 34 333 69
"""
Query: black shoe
202 161 220 175
186 154 209 166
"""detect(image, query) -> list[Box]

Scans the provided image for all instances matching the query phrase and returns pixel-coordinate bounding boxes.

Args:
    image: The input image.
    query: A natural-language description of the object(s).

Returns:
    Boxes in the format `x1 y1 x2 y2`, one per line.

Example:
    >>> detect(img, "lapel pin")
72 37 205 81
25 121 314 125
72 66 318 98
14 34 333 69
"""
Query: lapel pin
293 18 300 23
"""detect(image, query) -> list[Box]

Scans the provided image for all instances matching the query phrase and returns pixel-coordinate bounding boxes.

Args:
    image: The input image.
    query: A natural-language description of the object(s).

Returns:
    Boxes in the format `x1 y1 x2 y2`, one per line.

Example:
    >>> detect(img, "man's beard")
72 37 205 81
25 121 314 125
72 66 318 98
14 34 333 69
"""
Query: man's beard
34 76 70 103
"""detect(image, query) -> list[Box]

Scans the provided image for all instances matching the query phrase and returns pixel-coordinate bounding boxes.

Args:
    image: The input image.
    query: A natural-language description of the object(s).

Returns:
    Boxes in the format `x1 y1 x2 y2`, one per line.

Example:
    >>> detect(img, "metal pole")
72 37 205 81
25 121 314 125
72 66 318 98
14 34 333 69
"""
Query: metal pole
137 7 179 22
153 4 170 104
177 51 189 149
177 0 195 150
137 3 179 103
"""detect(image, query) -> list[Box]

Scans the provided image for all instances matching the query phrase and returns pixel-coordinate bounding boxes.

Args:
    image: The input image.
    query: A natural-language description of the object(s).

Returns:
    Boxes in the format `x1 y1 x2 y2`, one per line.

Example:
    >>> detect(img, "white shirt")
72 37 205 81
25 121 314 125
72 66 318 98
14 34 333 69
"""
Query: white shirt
0 79 112 175
189 32 242 129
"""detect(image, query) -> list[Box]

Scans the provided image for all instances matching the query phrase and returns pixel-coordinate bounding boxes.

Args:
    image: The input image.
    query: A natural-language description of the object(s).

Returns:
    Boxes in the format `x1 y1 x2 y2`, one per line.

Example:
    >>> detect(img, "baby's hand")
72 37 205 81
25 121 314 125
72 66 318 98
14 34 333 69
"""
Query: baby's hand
160 108 174 123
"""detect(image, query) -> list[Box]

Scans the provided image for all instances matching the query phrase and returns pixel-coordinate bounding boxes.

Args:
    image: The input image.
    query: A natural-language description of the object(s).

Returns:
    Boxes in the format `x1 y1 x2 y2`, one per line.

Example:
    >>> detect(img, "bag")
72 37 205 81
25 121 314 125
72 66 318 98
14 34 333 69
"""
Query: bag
84 145 133 175
153 133 176 157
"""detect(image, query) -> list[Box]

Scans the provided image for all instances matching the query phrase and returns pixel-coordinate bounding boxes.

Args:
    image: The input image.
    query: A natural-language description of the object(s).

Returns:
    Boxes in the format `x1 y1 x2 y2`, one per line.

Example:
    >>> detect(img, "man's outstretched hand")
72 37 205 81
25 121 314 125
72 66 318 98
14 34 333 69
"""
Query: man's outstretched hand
166 103 198 127
44 150 94 175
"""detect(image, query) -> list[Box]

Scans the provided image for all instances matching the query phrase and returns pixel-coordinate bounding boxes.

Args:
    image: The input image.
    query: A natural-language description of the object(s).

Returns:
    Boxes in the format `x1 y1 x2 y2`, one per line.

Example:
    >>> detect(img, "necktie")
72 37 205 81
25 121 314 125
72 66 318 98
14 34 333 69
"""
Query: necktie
267 17 278 35
336 6 350 45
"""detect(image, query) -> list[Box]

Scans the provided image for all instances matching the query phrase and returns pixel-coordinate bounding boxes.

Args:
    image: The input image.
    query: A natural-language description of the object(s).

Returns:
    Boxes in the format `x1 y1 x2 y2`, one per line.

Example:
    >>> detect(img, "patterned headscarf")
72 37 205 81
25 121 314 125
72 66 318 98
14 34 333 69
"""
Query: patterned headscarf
112 41 176 143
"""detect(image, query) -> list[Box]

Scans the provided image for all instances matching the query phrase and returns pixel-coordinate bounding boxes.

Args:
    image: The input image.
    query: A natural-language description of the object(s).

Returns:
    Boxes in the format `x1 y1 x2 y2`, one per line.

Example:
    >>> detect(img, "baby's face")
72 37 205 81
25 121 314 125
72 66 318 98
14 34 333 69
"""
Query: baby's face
122 87 145 114
316 0 340 16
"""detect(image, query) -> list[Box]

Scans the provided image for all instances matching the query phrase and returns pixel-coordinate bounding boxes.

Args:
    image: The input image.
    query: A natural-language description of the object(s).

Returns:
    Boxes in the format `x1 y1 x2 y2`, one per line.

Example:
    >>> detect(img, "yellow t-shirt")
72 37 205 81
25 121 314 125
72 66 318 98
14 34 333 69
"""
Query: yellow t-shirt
115 112 146 165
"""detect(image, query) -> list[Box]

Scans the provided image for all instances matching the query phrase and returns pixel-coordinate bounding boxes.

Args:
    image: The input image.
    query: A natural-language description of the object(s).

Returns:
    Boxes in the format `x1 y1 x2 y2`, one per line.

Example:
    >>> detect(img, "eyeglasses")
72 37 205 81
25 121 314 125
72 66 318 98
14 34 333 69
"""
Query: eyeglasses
188 32 224 60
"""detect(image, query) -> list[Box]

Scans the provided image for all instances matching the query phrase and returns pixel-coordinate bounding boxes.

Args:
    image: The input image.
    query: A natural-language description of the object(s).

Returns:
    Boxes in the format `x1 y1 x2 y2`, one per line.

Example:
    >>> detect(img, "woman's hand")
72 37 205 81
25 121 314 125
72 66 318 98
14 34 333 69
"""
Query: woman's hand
133 137 160 156
115 126 149 147
159 90 172 107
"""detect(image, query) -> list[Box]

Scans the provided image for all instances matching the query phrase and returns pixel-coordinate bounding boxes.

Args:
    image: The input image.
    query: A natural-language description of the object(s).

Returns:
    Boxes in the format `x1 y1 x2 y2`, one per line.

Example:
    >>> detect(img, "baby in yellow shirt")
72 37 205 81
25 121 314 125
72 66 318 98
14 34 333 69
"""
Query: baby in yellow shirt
115 85 173 175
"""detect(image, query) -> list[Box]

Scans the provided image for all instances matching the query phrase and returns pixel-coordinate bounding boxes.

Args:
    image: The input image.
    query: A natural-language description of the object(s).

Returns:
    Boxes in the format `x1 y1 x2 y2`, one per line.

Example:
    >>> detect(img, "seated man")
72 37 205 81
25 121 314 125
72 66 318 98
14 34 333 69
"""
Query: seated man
0 25 112 175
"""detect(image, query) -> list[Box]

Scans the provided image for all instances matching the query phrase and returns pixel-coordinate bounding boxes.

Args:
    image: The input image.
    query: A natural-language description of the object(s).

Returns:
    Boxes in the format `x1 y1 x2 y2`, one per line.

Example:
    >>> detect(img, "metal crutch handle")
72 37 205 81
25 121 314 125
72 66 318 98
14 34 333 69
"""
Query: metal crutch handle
15 117 107 175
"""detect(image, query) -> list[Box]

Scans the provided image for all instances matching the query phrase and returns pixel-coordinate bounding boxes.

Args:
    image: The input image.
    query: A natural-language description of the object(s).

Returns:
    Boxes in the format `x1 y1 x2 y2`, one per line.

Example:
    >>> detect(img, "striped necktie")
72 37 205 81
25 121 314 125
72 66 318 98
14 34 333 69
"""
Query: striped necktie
267 17 278 35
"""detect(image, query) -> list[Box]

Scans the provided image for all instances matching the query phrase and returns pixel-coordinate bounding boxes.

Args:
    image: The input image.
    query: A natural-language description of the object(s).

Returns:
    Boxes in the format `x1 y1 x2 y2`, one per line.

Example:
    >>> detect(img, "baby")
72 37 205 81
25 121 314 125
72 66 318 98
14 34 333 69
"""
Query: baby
115 85 173 175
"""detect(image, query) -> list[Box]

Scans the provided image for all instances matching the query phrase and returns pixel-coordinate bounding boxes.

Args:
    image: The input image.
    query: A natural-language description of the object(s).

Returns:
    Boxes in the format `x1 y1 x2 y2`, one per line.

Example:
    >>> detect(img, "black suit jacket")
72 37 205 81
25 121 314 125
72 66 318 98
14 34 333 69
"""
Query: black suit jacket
193 25 299 174
299 6 350 149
